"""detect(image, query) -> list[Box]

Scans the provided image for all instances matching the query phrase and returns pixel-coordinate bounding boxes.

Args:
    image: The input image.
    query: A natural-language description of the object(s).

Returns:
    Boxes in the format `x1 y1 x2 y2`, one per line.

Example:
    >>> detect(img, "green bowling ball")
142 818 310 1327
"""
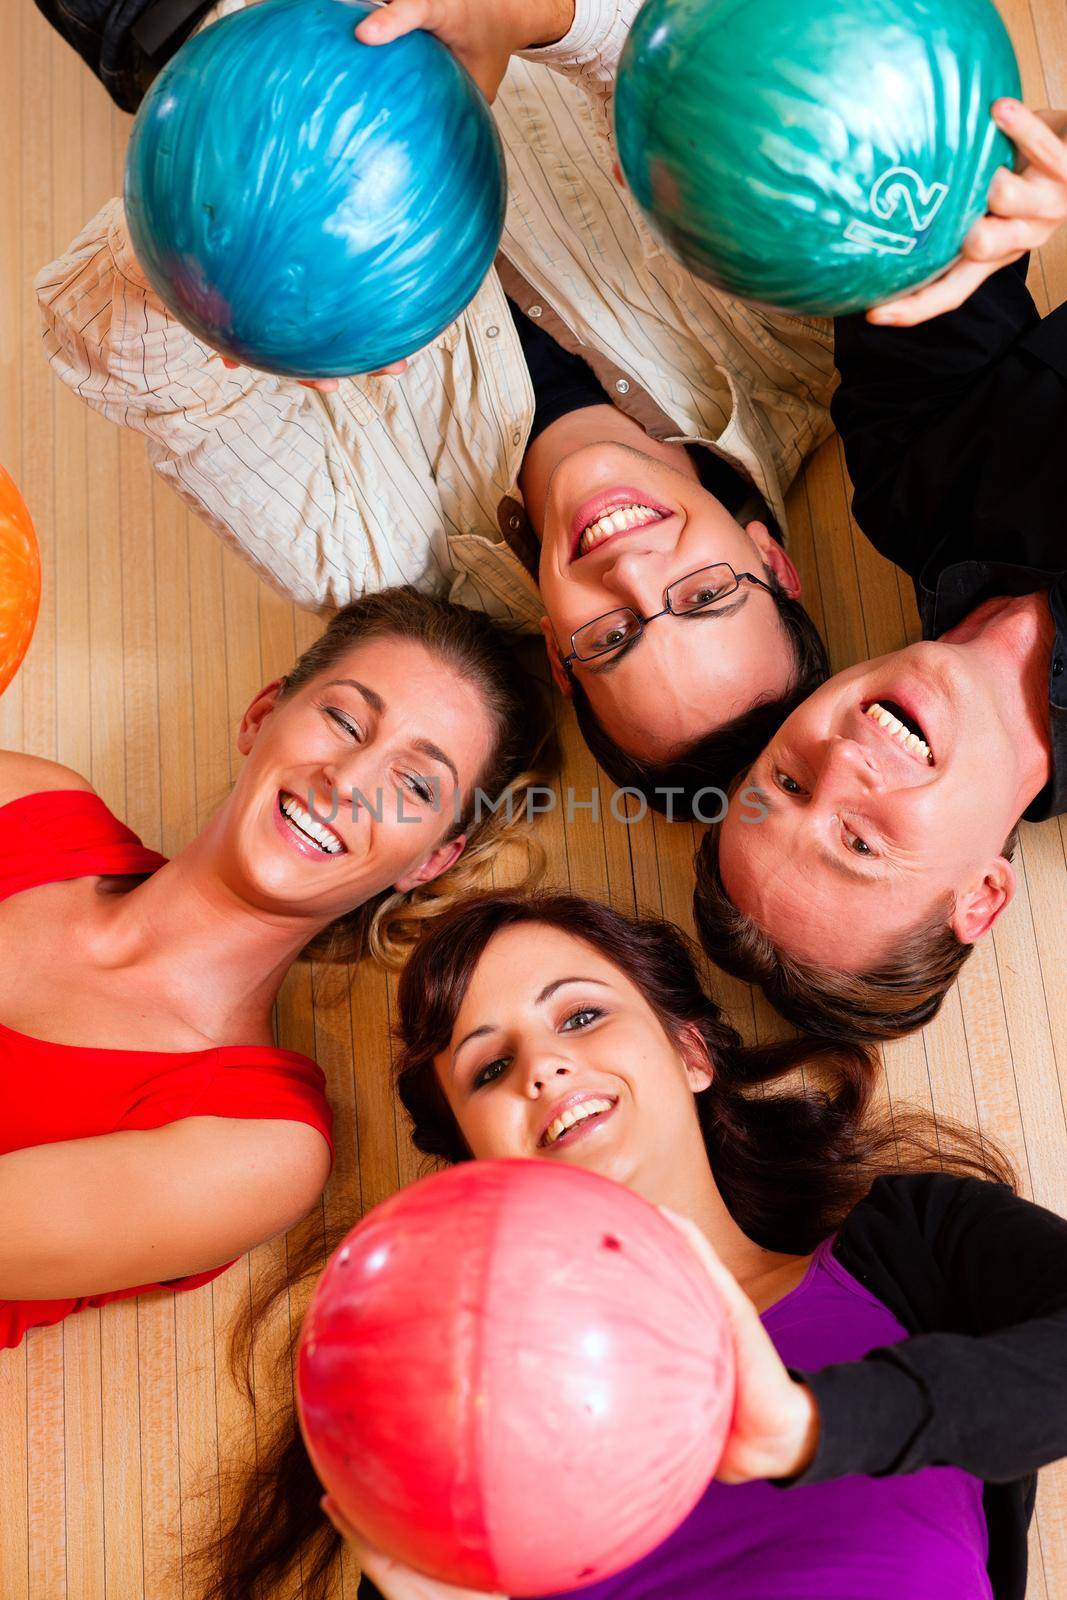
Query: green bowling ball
614 0 1021 315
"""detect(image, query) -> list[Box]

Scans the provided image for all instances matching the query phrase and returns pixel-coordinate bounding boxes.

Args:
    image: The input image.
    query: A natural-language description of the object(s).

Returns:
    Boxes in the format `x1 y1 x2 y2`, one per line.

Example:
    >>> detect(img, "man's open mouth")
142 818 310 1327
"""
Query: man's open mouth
577 503 668 557
863 700 934 765
569 487 672 559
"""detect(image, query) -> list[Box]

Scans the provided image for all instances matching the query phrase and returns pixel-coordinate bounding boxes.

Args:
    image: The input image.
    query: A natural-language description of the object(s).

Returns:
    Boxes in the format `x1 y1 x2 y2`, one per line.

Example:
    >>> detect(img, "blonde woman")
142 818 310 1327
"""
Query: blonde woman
0 589 548 1347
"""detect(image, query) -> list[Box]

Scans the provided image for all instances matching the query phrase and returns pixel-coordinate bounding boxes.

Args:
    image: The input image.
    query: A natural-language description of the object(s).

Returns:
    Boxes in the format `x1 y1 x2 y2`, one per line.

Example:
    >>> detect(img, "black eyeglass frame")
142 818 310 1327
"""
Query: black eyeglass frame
561 564 776 666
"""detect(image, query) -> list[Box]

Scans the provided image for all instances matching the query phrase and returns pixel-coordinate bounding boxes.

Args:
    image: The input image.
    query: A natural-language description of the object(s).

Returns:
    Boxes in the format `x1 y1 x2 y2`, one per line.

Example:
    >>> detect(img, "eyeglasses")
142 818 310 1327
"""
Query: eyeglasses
562 564 776 666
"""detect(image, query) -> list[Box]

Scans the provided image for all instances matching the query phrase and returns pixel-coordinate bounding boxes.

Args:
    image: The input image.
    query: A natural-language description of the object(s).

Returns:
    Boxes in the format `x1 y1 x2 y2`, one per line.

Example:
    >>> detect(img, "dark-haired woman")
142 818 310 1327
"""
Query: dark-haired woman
0 591 547 1348
200 891 1067 1600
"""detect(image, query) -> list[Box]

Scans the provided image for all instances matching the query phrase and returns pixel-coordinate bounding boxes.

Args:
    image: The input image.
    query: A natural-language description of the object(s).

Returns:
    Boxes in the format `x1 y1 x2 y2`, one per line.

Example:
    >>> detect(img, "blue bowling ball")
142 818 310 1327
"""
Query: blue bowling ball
614 0 1021 316
124 0 507 376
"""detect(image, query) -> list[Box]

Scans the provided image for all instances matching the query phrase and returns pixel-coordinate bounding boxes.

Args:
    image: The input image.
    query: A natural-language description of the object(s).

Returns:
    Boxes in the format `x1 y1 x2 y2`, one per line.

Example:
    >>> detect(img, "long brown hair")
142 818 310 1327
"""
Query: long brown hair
278 589 553 966
693 820 1019 1044
192 891 1013 1600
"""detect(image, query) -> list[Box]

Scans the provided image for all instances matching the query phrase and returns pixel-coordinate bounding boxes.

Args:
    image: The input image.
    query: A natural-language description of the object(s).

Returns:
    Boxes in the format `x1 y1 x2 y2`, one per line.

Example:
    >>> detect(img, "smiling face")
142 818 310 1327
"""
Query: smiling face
535 443 801 762
215 636 495 923
435 922 713 1205
717 640 1027 970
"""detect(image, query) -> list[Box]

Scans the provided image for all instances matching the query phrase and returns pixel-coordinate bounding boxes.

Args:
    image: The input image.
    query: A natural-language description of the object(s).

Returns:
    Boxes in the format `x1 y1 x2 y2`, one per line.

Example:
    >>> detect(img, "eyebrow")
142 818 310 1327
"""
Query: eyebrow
323 679 458 786
759 793 881 885
581 593 752 677
450 977 612 1070
412 738 458 788
535 976 610 1005
323 677 385 714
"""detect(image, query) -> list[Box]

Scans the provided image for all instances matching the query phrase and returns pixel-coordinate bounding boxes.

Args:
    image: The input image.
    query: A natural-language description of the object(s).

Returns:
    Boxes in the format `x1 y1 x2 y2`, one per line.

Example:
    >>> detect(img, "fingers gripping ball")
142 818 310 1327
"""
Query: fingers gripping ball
297 1162 736 1594
124 0 507 377
0 466 41 697
614 0 1022 315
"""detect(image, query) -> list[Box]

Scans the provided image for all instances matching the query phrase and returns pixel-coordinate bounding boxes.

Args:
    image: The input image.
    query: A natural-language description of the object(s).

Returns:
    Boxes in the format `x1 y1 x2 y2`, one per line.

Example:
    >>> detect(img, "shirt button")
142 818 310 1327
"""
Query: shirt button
509 513 522 530
512 429 522 445
486 325 500 338
529 304 543 318
615 378 630 394
1054 656 1064 678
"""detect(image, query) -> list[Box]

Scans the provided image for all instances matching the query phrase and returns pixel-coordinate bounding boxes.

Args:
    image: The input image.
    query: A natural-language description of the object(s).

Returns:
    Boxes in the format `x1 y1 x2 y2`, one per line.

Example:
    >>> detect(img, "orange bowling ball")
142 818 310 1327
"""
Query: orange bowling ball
0 465 41 696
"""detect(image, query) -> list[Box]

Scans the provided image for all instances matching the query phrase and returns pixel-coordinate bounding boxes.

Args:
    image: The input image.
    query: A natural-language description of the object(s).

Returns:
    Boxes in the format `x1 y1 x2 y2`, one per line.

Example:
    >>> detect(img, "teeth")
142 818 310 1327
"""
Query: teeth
579 503 663 555
281 795 344 853
543 1097 613 1148
864 703 933 765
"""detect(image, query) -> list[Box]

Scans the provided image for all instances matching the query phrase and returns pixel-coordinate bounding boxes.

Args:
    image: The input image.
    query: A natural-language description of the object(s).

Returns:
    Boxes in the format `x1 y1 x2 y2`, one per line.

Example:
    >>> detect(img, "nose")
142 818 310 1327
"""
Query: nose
812 736 880 805
522 1053 574 1098
321 746 372 808
599 544 665 612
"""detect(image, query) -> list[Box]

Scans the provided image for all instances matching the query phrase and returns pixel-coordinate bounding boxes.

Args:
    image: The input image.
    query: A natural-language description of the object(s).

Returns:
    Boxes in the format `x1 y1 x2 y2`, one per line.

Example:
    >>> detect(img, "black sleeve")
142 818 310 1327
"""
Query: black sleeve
789 1175 1067 1486
357 1578 386 1600
33 0 214 112
828 257 1039 573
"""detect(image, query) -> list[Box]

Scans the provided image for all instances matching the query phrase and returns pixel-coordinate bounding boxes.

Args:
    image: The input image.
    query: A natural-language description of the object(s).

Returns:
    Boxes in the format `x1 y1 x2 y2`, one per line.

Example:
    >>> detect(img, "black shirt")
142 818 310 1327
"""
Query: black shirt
34 0 214 111
831 260 1067 820
796 1173 1067 1600
358 1174 1067 1600
507 296 759 524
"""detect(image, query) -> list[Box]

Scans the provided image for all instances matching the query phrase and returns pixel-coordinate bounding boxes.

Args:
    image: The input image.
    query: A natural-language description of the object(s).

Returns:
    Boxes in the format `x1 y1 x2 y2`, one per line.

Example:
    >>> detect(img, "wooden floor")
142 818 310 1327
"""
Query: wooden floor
1 2 1065 1595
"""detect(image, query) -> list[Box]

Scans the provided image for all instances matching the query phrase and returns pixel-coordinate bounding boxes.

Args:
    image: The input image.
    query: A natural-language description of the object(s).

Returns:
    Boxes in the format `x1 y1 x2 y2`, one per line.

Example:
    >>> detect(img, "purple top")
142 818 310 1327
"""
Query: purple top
539 1237 991 1600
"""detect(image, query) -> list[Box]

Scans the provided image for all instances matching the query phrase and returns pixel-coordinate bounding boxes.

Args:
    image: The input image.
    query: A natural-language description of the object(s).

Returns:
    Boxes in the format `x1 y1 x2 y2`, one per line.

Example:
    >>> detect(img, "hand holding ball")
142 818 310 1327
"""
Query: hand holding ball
615 0 1022 315
297 1162 736 1595
124 0 507 377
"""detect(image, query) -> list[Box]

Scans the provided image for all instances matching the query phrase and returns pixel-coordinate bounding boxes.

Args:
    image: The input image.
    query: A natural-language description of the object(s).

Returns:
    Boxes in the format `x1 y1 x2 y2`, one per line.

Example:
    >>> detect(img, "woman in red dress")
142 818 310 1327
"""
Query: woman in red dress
0 588 545 1347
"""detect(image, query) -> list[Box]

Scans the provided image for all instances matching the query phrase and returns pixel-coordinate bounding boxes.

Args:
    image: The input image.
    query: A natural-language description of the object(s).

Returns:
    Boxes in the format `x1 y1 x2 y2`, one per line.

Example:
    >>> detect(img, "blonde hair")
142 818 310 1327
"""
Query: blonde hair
279 589 554 968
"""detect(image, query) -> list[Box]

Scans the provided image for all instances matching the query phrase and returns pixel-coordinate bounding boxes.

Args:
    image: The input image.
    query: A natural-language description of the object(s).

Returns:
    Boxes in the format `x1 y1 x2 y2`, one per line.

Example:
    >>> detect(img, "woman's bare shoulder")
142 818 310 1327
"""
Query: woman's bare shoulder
0 751 95 809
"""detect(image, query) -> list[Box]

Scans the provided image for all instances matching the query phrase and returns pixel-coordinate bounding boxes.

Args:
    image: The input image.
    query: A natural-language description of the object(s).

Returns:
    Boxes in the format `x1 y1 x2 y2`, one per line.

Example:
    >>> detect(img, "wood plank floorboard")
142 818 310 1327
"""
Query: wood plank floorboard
1 2 1064 1593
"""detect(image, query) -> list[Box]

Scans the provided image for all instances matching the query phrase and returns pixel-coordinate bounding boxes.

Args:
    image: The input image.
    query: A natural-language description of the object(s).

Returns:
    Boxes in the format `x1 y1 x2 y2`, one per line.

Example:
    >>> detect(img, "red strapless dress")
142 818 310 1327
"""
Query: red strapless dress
0 790 333 1348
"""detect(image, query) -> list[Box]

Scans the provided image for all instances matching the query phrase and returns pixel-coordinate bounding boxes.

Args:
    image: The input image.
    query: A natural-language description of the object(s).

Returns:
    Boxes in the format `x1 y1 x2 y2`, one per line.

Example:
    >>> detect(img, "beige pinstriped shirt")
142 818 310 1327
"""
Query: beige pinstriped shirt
36 0 838 629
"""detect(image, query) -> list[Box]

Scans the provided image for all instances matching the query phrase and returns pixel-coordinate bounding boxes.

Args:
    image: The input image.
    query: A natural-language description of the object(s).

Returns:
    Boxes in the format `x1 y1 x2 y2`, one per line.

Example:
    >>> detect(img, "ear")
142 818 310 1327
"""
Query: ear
539 616 573 700
678 1024 714 1094
745 520 801 599
949 857 1016 944
394 833 467 893
236 678 286 756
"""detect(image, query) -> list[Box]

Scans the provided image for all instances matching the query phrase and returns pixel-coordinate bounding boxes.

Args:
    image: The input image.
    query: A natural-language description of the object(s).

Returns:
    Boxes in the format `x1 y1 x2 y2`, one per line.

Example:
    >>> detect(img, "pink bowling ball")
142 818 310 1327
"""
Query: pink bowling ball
297 1160 735 1594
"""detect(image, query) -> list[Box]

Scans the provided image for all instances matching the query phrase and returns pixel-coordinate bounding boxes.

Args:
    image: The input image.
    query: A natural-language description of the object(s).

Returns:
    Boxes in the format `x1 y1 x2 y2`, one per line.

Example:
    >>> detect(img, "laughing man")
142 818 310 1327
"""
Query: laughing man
695 107 1067 1041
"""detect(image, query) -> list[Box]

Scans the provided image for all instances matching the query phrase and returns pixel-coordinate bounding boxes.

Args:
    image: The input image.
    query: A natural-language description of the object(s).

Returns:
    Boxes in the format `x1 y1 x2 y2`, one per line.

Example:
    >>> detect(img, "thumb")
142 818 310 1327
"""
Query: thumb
355 0 434 46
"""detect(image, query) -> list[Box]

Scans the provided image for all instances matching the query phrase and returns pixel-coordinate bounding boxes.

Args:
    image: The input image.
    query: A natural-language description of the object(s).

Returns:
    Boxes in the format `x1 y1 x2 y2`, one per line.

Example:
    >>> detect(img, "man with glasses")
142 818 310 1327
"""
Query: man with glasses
37 0 835 811
510 293 828 804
